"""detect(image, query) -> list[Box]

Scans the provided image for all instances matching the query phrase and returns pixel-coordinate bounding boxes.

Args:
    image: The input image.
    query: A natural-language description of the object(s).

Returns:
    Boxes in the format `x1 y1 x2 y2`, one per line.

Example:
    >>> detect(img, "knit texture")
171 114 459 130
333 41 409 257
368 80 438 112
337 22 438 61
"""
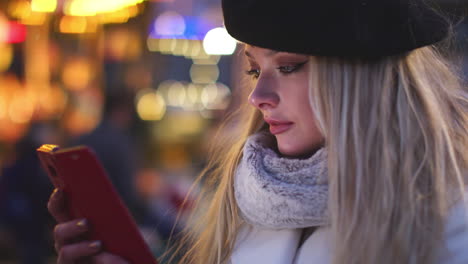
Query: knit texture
234 131 329 229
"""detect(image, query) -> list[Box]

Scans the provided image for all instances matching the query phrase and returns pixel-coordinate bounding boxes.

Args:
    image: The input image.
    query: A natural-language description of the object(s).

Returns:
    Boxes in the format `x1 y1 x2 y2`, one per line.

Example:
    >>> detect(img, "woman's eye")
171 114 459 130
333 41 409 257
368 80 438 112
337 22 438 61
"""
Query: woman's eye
277 61 308 74
245 69 260 79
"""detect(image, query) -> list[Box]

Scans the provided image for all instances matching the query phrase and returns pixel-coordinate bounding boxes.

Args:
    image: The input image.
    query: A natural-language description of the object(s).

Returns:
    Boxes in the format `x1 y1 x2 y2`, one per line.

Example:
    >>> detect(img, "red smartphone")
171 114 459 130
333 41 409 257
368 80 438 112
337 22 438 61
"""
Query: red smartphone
37 144 158 264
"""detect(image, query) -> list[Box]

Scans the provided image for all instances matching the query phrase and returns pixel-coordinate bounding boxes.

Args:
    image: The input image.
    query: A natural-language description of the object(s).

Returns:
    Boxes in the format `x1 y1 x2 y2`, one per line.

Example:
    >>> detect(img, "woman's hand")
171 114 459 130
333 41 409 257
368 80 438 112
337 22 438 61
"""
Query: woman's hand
47 189 130 264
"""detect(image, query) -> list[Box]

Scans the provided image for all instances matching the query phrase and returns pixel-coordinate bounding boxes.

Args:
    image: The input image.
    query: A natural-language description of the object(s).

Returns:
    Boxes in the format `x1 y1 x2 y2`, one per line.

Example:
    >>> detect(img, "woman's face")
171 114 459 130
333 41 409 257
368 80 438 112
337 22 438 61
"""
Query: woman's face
245 46 324 157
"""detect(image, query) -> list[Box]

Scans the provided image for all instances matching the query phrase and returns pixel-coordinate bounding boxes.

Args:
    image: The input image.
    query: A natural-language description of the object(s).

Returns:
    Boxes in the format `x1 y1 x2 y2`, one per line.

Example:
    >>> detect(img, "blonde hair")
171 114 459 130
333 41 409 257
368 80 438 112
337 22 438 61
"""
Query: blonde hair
170 45 468 264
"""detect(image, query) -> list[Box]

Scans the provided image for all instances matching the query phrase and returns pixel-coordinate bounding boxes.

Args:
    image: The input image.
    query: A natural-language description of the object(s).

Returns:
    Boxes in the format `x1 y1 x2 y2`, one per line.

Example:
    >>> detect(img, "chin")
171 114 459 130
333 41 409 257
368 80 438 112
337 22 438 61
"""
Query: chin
278 143 307 158
277 139 321 158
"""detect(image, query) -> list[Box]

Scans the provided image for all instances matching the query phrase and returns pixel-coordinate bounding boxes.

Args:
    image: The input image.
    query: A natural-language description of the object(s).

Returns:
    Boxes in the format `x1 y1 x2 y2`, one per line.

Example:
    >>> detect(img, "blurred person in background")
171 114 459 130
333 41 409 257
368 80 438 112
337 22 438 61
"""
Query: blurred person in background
69 90 147 224
0 124 54 264
69 90 182 253
47 0 468 264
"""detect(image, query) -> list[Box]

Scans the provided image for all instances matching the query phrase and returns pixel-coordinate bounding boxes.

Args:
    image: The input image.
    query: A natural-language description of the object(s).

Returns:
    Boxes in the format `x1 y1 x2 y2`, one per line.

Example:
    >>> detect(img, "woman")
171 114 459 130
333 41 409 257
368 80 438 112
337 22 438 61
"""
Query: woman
48 0 468 263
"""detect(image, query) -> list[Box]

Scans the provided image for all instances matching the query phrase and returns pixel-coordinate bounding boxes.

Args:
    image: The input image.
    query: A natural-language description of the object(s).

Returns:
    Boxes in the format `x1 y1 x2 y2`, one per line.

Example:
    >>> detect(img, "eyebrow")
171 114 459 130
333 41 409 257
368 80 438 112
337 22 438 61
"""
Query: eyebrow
244 49 279 59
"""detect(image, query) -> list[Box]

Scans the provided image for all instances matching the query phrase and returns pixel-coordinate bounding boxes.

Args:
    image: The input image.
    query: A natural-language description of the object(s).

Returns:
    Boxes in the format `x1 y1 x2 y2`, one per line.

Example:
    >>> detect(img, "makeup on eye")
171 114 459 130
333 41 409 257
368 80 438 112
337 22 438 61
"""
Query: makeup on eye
245 69 260 79
245 61 308 79
277 61 308 74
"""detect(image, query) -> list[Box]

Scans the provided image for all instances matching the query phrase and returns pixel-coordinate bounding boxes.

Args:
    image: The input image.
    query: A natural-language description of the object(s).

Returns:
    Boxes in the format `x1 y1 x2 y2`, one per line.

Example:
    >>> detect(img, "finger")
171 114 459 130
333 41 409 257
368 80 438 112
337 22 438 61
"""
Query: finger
47 188 72 223
54 219 89 252
57 240 102 264
92 252 130 264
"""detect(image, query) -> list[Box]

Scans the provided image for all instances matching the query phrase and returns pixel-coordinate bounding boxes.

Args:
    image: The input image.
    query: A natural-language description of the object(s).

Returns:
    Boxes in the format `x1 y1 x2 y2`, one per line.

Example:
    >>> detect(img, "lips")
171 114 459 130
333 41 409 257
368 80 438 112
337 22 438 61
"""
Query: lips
265 118 294 135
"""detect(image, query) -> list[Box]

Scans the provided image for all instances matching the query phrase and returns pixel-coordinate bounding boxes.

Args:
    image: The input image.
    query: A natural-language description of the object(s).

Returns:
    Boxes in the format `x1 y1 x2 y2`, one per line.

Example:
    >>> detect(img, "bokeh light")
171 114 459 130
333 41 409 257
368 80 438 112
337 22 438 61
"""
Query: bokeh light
158 38 177 54
9 91 34 124
186 83 203 107
190 64 219 84
106 28 142 60
203 27 237 55
64 0 144 16
7 22 27 43
99 5 139 24
37 85 68 119
63 89 102 136
201 83 231 110
154 11 185 37
62 58 93 91
31 0 57 13
167 81 186 107
0 44 13 72
0 16 27 44
59 16 95 34
136 89 167 121
0 96 6 119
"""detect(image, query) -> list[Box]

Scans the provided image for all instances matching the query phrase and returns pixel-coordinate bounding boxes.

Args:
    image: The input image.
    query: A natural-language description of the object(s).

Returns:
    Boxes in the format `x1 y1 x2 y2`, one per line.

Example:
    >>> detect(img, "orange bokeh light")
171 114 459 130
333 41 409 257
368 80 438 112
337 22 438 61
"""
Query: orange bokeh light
62 57 93 91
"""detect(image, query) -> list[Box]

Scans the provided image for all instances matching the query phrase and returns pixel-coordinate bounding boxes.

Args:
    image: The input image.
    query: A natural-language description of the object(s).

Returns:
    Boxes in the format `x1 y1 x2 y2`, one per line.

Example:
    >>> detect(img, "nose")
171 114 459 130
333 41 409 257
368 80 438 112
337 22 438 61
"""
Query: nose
248 79 280 110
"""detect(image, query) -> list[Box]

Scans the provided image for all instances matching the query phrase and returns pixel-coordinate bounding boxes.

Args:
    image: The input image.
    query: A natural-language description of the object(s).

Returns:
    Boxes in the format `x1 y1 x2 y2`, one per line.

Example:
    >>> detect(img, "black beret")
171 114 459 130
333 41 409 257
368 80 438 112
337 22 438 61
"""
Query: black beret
222 0 450 57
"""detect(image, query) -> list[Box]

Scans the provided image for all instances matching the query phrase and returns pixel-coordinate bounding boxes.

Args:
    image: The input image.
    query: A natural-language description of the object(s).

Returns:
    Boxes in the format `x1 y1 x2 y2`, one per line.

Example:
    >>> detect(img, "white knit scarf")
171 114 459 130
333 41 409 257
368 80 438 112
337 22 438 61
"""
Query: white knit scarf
234 131 329 229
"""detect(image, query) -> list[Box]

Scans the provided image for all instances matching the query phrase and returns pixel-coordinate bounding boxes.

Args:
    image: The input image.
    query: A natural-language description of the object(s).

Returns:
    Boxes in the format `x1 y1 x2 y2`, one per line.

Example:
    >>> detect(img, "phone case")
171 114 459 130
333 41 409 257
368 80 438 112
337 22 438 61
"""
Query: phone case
37 144 158 264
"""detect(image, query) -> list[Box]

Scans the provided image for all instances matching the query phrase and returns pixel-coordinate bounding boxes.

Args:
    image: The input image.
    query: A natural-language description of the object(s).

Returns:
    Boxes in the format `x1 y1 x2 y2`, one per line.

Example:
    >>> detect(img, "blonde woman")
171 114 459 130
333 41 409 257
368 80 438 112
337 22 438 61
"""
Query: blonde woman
47 0 468 263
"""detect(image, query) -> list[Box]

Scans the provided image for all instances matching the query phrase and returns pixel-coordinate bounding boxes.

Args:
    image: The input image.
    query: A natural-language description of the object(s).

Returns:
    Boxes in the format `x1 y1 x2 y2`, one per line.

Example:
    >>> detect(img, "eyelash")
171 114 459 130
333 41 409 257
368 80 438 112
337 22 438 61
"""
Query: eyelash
245 61 307 80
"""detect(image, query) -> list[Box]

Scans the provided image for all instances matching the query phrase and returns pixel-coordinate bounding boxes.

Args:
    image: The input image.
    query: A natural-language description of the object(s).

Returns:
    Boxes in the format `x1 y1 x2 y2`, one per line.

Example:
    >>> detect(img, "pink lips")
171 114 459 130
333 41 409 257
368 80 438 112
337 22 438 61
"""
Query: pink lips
265 118 294 135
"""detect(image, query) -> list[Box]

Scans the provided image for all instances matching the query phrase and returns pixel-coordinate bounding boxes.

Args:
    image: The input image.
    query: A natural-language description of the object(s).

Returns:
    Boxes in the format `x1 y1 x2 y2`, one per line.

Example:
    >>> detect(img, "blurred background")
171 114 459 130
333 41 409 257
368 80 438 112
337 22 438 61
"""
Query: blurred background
0 0 466 263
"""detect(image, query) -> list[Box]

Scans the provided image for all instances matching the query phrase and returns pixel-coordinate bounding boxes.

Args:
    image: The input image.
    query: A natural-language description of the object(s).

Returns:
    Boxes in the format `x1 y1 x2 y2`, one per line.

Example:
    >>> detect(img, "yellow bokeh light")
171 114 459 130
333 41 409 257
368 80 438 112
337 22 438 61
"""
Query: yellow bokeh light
201 83 231 110
8 0 47 25
98 4 141 24
186 40 202 58
0 44 13 72
201 84 217 109
8 0 30 19
65 0 95 16
158 38 177 54
136 90 166 121
190 64 219 84
23 12 47 25
147 38 159 52
65 0 144 17
59 16 92 34
172 39 189 56
186 83 201 105
167 82 186 106
99 10 129 24
31 0 57 13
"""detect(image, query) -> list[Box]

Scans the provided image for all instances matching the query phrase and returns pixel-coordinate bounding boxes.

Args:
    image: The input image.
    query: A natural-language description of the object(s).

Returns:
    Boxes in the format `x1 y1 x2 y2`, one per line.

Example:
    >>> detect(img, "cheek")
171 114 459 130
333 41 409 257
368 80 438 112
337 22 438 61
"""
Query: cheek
297 96 323 149
282 84 323 156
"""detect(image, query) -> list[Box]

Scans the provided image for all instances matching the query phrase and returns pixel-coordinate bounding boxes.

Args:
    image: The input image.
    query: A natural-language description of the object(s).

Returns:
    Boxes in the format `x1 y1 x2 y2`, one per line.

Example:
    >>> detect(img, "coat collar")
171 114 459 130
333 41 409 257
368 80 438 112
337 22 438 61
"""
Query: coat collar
230 225 332 264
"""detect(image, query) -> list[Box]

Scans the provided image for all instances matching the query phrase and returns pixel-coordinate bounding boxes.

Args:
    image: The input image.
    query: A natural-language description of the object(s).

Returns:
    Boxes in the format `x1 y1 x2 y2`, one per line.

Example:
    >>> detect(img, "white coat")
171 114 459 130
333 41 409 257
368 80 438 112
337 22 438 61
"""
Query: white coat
230 194 468 264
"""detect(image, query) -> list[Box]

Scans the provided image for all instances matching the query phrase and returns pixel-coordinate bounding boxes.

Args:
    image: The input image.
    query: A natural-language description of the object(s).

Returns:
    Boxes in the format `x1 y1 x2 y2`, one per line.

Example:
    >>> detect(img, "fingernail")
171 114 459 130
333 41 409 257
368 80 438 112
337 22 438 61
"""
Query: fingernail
52 188 62 197
89 241 102 249
76 219 87 227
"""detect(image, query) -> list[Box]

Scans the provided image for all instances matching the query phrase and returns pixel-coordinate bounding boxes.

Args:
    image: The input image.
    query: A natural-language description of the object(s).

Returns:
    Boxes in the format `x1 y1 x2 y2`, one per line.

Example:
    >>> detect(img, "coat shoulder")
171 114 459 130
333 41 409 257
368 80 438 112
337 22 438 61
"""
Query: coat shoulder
437 189 468 263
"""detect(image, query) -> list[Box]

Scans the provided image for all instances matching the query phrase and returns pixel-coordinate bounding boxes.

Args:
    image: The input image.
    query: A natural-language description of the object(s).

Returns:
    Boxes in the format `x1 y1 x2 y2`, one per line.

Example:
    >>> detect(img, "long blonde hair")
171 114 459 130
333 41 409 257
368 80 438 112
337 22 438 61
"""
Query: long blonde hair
171 45 468 264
